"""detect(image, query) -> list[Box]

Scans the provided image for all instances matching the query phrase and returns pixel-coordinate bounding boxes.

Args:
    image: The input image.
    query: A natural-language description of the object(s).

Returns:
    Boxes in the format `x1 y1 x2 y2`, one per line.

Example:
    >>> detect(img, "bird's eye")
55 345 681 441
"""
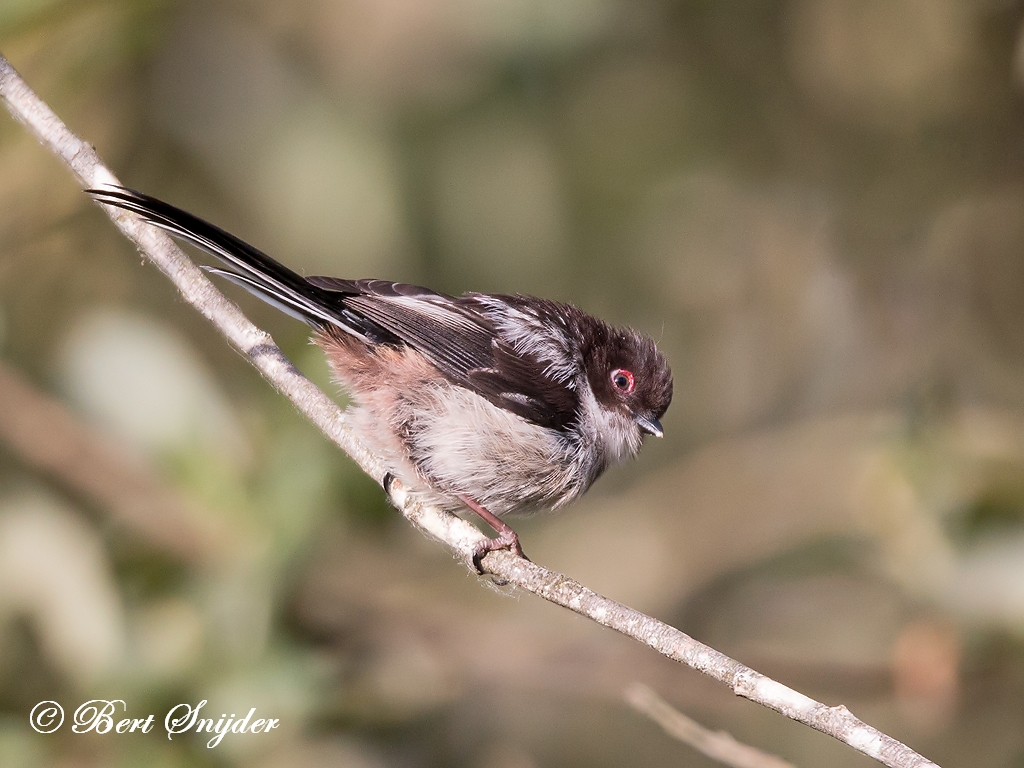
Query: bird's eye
611 369 635 393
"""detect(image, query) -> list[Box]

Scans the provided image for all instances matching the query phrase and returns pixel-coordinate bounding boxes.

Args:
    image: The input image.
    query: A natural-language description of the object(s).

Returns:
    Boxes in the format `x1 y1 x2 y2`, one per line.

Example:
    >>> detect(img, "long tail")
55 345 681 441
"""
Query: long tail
86 186 382 342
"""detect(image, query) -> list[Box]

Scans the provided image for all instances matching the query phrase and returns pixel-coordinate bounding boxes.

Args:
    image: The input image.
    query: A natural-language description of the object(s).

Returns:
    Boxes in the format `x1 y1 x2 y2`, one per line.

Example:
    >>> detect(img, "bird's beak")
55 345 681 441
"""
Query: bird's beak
635 414 664 438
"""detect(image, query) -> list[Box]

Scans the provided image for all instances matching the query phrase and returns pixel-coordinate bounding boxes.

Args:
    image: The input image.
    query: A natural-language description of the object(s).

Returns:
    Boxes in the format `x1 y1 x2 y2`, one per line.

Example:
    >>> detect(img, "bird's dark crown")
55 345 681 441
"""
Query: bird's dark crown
580 322 673 423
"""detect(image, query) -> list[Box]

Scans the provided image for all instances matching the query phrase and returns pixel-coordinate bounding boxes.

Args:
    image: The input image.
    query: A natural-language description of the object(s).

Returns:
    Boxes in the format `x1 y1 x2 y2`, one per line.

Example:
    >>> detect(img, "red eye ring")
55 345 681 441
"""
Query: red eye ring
611 369 634 393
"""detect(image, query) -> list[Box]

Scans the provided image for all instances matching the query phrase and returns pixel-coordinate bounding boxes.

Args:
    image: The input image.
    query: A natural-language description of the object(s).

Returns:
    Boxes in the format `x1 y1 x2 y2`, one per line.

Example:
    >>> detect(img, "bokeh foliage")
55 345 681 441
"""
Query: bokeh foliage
4 1 1024 766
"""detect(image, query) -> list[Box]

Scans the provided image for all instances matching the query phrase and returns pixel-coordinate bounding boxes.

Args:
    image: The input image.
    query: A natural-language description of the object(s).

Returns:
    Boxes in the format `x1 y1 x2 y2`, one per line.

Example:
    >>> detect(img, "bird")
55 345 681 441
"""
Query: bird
87 186 673 570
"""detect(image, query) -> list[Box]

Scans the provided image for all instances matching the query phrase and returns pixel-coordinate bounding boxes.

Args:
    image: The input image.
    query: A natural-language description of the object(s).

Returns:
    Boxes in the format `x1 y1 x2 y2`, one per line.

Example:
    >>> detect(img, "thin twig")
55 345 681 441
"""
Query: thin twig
0 52 940 768
626 683 796 768
0 360 220 561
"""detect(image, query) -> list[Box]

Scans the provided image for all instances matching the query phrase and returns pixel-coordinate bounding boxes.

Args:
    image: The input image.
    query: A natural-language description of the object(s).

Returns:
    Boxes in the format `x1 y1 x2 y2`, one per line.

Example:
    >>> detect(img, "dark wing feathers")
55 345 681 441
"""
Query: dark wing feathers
466 339 579 430
86 186 580 431
306 276 495 375
344 293 494 377
307 276 452 301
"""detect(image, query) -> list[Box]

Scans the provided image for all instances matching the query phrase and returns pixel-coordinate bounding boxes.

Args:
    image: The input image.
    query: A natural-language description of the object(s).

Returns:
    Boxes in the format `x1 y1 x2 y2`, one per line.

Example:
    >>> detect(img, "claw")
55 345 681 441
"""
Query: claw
470 528 529 574
383 472 410 508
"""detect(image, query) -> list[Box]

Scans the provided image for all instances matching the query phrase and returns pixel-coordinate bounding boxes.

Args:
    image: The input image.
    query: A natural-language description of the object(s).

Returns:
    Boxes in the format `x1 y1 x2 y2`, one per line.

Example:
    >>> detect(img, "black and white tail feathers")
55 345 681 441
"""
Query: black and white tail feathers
86 186 396 344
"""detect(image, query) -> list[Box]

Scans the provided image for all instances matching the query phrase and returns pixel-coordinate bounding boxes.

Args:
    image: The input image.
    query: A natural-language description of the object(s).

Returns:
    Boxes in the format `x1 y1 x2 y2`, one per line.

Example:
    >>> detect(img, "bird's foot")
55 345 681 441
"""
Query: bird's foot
458 494 530 574
382 472 409 508
470 528 529 574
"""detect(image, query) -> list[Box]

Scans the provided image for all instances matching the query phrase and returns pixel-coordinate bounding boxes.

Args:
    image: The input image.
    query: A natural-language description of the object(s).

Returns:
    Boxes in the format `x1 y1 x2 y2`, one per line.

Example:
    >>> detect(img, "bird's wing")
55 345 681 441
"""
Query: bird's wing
309 279 581 431
308 276 497 381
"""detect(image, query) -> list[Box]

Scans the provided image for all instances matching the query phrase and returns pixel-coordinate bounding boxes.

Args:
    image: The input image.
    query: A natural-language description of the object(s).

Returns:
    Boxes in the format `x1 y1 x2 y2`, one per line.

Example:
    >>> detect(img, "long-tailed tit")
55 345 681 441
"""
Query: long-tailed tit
88 187 673 569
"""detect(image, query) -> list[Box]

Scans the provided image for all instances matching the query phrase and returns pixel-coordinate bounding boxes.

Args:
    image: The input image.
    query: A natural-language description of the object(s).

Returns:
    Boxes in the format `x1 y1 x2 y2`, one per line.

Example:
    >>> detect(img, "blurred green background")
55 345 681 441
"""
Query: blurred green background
3 1 1024 766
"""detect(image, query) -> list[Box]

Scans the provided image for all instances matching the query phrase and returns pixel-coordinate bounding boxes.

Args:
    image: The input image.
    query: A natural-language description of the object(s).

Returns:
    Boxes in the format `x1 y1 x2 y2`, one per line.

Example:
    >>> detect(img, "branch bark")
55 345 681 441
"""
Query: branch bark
0 52 940 768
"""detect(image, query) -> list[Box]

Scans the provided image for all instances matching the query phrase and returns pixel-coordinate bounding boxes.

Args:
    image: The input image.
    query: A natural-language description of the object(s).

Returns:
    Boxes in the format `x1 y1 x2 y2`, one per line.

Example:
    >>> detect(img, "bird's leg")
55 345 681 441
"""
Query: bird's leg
458 494 529 572
383 475 527 572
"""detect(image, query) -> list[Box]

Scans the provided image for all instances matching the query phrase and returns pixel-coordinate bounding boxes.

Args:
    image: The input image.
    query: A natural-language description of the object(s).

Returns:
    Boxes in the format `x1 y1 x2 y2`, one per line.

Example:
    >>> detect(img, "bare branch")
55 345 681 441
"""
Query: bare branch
0 52 940 768
626 683 796 768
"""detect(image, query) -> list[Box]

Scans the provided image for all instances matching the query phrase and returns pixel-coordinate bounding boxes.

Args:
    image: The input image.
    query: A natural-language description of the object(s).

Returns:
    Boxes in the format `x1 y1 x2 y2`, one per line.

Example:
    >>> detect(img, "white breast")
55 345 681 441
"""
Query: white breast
407 384 590 516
